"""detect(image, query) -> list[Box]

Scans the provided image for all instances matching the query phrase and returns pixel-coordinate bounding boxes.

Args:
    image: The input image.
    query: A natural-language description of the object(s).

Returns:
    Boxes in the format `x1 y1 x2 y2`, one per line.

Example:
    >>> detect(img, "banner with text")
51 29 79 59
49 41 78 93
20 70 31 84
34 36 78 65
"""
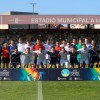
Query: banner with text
1 15 100 24
0 68 100 81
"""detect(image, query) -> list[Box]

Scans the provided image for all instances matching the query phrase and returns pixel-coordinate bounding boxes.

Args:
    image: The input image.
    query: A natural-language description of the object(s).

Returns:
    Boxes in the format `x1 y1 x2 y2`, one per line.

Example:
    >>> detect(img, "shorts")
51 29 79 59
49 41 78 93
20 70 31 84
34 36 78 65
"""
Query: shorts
90 58 100 63
2 57 10 63
23 58 34 65
37 59 46 66
50 60 59 65
20 55 25 64
60 59 69 68
70 59 79 65
12 62 21 66
80 58 89 64
0 56 1 63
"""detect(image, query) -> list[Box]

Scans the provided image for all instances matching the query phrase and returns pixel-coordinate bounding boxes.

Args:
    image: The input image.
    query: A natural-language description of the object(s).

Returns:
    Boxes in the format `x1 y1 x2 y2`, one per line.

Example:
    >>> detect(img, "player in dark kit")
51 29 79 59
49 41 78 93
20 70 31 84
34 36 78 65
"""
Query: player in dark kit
0 46 2 67
10 49 21 68
89 45 100 68
68 47 79 68
48 47 60 68
9 40 17 55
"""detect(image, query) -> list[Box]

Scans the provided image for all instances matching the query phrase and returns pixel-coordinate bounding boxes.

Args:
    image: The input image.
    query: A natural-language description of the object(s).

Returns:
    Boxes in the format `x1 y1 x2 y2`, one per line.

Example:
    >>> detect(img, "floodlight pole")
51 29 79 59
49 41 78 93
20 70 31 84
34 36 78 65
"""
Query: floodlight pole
30 1 36 14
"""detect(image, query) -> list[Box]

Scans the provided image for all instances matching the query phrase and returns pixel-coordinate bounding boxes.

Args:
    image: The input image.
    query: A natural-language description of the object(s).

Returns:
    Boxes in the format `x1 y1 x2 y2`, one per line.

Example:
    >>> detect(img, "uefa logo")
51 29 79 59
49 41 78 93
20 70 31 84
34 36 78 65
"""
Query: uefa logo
61 69 70 77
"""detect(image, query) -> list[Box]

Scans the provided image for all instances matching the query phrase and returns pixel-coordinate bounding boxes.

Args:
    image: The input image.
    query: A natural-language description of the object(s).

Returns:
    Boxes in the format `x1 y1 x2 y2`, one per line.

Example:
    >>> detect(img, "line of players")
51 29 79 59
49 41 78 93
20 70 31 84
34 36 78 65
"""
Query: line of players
0 38 100 68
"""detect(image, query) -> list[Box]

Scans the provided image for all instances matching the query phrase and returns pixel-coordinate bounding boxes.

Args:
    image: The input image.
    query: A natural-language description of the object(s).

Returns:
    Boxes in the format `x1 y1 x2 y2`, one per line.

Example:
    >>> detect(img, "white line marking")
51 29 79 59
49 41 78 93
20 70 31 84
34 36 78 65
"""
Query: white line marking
38 81 43 100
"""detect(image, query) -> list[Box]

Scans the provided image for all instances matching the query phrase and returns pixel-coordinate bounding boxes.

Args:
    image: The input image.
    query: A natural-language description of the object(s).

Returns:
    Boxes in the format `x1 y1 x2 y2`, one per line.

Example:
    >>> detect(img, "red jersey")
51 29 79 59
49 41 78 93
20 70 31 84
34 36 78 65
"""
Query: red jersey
2 47 10 58
32 44 45 51
55 46 62 51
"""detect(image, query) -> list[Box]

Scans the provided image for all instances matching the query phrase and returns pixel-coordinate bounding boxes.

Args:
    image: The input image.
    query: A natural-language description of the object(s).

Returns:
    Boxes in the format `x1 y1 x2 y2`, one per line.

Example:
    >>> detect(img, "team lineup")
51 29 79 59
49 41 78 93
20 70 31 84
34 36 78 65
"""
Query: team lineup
0 37 100 68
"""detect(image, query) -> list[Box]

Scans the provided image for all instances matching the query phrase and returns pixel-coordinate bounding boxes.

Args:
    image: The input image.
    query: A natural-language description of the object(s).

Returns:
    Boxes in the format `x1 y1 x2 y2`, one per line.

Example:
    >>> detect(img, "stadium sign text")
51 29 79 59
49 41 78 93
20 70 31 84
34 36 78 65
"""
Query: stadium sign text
1 15 100 24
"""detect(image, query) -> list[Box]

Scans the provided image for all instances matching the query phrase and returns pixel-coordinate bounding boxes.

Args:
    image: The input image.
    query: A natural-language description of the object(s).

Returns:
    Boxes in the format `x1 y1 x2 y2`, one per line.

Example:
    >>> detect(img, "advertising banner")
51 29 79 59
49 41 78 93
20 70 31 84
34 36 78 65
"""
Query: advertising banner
0 68 100 81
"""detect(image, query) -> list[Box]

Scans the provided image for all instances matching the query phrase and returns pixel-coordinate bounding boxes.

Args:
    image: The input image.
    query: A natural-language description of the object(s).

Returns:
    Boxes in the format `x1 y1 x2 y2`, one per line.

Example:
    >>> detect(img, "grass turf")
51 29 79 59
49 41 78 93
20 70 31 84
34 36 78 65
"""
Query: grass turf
0 81 100 100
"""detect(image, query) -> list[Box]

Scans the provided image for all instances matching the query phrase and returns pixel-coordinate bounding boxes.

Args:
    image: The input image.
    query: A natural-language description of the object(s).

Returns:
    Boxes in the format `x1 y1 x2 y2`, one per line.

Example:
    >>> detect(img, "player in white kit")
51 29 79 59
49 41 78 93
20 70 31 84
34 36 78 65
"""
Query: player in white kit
77 44 89 68
23 47 35 68
35 47 47 68
59 47 69 68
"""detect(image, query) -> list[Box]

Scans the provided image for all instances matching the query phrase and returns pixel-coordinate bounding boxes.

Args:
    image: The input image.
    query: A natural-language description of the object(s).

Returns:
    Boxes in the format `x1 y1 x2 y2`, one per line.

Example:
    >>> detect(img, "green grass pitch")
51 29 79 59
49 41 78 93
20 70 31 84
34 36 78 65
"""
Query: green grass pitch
0 81 100 100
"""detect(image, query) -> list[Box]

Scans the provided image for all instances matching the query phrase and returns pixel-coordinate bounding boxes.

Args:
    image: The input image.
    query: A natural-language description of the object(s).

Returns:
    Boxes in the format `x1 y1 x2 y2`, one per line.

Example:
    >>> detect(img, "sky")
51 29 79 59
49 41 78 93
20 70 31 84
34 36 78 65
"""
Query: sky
0 0 100 15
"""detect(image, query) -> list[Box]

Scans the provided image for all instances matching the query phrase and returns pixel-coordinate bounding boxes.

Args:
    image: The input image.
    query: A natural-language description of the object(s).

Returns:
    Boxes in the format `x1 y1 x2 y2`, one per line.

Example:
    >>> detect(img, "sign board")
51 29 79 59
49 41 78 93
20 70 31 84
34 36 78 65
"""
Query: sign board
1 15 100 24
0 68 100 81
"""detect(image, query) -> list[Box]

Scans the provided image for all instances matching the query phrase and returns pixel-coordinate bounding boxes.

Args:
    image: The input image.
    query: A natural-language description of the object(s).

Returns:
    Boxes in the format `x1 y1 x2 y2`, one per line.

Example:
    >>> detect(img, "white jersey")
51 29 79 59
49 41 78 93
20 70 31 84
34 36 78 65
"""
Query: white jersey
35 51 47 60
23 51 35 61
65 46 71 52
59 51 68 60
24 44 33 51
86 43 91 49
60 44 66 48
44 44 52 52
77 48 89 59
18 43 25 52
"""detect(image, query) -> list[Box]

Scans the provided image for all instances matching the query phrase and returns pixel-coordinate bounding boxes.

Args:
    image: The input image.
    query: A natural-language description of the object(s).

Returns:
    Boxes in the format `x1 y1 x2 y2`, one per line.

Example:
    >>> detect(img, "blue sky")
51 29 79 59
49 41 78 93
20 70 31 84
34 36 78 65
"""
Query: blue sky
0 0 100 15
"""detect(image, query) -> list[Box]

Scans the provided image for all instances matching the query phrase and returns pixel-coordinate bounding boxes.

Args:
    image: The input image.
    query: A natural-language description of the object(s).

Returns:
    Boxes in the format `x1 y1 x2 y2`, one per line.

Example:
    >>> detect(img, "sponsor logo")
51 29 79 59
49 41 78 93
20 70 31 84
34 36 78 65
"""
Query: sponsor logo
0 70 10 77
61 69 70 77
58 77 67 81
70 69 80 77
0 77 2 80
3 77 12 81
74 77 82 81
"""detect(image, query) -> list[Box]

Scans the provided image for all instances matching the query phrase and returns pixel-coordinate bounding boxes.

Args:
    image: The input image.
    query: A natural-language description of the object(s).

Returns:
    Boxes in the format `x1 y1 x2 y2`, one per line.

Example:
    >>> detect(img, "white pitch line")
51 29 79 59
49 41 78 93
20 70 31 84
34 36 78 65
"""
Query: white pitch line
38 81 43 100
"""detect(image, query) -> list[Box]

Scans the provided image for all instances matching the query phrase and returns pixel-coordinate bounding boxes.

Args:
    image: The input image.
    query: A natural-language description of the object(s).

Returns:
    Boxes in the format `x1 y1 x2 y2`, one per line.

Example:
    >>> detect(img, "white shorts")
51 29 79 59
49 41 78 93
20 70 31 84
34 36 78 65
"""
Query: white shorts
80 58 89 64
60 59 69 68
23 59 34 65
67 54 70 62
45 54 50 60
20 55 25 64
37 59 46 66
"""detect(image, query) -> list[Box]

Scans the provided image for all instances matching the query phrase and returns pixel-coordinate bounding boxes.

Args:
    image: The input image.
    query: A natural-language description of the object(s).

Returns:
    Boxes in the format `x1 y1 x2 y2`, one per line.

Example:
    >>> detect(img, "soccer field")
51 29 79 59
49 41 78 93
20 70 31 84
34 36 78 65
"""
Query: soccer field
0 81 100 100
